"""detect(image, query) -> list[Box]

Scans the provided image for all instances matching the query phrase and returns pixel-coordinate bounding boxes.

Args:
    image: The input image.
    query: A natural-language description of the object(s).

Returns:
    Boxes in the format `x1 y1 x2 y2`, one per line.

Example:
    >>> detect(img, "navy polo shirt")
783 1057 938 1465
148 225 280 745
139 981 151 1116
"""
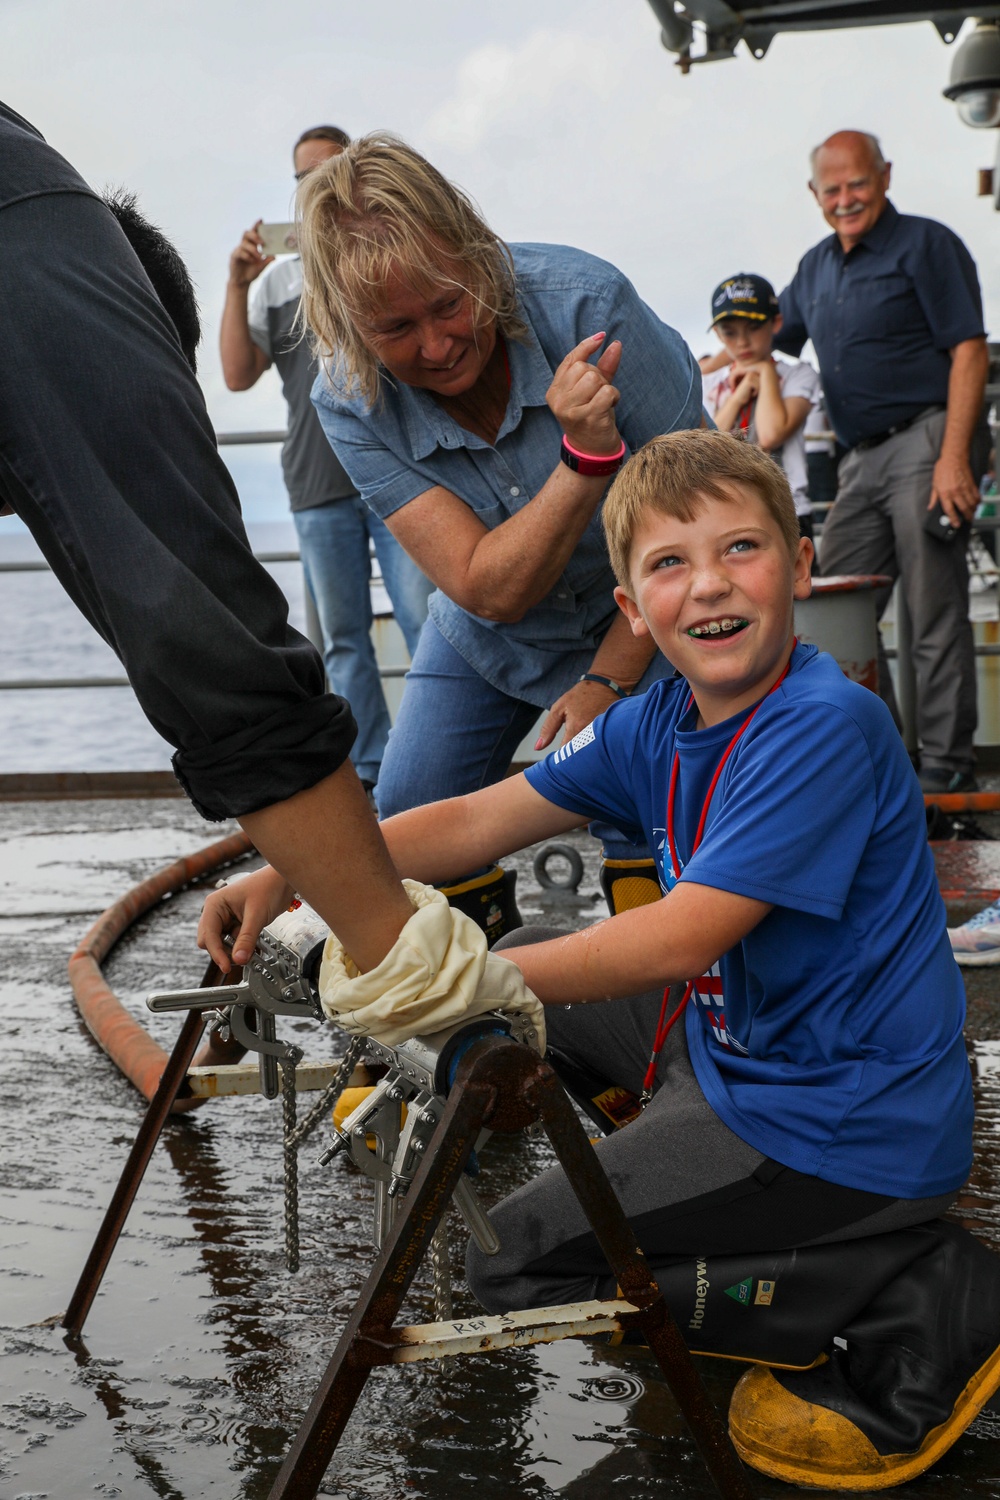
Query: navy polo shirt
775 201 984 448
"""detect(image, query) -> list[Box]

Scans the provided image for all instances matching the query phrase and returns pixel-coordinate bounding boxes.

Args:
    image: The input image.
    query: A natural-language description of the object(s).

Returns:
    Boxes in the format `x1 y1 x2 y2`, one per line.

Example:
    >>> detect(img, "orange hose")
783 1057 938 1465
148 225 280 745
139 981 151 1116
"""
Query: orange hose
68 830 253 1112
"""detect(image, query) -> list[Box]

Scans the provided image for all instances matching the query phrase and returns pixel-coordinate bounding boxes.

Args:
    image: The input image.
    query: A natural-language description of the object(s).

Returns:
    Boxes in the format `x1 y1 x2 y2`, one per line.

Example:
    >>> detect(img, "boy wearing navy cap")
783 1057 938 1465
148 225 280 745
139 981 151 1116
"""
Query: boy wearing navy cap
200 428 999 1490
702 273 821 541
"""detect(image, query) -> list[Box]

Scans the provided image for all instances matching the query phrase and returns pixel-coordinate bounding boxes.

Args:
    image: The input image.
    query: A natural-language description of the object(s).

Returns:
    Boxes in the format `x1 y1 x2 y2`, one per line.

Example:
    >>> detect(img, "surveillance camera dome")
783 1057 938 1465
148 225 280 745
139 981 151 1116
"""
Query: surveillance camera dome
944 20 1000 129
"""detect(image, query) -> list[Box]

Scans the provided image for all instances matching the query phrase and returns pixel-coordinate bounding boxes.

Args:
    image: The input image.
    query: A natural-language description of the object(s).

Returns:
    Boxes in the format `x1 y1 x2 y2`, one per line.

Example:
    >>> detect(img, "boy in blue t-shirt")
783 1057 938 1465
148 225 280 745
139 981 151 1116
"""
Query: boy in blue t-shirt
201 430 999 1490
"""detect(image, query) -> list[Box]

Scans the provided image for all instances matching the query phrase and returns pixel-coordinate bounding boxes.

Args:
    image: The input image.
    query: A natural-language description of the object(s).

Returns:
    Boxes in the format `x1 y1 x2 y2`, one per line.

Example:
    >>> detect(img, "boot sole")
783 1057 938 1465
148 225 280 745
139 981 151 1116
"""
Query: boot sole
728 1341 1000 1490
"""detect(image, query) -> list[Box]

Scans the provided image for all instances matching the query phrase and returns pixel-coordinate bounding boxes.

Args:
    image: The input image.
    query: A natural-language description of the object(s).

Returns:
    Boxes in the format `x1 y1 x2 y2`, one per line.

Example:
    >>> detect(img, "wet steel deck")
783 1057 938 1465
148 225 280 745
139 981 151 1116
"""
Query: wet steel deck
1 796 999 1499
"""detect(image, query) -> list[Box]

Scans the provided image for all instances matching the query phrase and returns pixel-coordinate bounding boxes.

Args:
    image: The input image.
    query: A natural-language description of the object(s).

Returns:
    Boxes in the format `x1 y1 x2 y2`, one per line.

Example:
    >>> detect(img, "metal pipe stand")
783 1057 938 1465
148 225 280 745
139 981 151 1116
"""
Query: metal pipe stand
267 1034 753 1500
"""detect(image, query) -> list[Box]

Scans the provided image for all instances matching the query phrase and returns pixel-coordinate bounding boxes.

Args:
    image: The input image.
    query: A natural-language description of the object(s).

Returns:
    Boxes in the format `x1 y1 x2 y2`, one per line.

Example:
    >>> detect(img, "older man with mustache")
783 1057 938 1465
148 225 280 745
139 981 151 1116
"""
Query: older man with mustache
775 129 988 794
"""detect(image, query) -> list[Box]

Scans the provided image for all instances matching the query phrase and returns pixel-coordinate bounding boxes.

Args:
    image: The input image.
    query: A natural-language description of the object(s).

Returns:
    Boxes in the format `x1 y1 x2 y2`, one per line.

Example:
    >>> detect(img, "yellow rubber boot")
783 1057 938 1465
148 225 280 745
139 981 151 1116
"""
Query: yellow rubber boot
600 858 662 915
728 1221 1000 1490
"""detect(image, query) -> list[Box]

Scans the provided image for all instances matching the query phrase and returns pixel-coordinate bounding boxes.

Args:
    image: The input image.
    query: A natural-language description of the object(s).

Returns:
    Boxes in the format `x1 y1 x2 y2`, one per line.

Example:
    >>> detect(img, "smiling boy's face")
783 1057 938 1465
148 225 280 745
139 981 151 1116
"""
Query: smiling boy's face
614 484 812 726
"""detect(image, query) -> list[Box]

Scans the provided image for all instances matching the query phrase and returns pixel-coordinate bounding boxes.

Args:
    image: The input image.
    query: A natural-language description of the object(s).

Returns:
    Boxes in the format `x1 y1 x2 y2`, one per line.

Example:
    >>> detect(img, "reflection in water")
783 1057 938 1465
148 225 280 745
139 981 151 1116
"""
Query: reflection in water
3 797 1000 1498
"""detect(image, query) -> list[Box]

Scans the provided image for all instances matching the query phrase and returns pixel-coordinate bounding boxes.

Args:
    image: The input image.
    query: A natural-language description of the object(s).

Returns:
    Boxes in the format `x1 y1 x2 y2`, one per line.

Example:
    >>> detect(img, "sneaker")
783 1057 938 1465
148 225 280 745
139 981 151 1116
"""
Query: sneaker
949 897 1000 965
919 766 978 794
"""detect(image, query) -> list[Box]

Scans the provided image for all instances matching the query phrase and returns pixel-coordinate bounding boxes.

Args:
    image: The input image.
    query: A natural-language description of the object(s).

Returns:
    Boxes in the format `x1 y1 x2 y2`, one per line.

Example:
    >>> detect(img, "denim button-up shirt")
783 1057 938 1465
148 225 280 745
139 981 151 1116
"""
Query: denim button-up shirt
776 201 984 449
313 243 702 707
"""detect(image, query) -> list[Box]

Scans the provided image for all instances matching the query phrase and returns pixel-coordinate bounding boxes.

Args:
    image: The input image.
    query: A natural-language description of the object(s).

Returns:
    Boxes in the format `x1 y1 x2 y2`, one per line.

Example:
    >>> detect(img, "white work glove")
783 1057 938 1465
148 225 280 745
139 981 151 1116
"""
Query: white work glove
318 879 546 1053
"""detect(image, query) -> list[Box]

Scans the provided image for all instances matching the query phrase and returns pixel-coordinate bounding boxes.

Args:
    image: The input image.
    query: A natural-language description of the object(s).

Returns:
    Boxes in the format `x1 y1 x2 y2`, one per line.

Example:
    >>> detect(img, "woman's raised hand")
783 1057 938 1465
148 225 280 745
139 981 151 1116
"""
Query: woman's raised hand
197 865 295 973
547 332 623 458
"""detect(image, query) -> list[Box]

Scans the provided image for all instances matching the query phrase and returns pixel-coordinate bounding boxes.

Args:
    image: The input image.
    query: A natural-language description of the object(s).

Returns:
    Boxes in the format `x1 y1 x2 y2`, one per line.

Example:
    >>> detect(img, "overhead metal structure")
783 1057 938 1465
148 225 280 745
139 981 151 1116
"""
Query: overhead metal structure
646 0 1000 65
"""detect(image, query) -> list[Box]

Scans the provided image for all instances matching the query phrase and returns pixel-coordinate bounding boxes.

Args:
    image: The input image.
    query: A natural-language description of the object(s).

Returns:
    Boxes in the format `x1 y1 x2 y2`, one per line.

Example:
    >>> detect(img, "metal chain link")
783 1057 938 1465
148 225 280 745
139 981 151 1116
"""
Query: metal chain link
287 1035 366 1150
430 1217 453 1322
280 1036 366 1273
280 1047 304 1273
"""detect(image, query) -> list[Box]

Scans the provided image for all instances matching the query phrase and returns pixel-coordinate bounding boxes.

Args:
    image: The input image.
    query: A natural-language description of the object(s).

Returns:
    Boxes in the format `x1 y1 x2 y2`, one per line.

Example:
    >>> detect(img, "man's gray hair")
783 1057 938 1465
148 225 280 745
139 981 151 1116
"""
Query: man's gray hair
809 132 886 185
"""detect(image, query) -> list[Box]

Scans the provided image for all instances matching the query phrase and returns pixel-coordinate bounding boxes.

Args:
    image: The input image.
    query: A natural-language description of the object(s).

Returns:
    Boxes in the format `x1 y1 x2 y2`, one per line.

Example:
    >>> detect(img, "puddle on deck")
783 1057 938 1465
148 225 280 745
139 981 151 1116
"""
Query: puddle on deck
1 797 999 1499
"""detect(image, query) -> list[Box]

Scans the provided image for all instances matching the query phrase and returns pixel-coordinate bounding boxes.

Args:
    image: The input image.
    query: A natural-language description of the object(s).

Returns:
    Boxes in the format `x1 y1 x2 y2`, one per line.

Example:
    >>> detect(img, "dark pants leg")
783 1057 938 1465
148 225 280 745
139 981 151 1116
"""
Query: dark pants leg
467 928 955 1314
820 411 976 775
375 619 540 816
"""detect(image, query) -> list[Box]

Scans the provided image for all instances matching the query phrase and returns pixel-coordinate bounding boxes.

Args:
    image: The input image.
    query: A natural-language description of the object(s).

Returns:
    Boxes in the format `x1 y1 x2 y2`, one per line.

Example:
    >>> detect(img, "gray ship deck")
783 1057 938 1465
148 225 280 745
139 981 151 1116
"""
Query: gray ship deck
1 794 998 1499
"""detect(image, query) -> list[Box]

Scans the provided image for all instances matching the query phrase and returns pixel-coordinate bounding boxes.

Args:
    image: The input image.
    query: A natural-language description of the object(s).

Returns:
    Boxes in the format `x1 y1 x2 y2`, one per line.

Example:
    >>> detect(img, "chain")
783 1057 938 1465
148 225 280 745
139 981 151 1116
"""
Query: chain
287 1036 366 1151
430 1217 453 1323
280 1036 366 1274
281 1047 304 1273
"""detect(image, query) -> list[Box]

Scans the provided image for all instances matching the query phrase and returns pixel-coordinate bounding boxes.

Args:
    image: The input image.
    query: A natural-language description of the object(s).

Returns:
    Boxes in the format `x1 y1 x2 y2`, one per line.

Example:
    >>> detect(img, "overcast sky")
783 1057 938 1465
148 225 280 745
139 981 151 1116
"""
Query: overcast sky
5 0 1000 519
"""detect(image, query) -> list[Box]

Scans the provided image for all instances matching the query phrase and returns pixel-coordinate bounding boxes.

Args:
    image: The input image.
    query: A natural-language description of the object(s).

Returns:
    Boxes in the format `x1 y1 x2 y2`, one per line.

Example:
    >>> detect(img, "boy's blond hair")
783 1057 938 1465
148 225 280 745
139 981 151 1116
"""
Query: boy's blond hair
296 132 528 405
603 429 801 592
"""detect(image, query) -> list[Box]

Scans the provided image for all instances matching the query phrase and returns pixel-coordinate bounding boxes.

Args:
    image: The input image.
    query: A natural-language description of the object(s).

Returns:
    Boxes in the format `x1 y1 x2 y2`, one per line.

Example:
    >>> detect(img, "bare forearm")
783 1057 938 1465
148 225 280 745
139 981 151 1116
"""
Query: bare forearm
712 391 744 434
503 906 682 1005
502 883 772 1004
752 366 788 449
238 762 414 973
381 797 487 885
941 339 989 460
382 778 586 885
461 465 611 620
220 283 267 390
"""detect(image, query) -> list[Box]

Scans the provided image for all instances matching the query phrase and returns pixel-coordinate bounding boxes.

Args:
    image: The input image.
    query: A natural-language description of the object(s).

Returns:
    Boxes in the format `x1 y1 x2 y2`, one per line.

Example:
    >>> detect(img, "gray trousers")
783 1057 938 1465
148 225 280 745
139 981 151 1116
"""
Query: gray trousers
466 928 954 1315
820 409 977 774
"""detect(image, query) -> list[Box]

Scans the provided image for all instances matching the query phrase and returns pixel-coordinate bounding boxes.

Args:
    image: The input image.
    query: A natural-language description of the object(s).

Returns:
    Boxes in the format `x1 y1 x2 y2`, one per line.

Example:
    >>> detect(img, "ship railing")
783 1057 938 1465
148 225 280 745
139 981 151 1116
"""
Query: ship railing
3 432 1000 708
0 428 411 691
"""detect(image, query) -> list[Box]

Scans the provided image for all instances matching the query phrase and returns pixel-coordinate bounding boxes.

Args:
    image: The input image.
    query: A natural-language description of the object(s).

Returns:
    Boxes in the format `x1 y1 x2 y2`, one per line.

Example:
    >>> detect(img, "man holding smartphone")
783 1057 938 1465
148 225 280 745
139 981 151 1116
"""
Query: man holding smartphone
220 125 431 804
776 129 988 794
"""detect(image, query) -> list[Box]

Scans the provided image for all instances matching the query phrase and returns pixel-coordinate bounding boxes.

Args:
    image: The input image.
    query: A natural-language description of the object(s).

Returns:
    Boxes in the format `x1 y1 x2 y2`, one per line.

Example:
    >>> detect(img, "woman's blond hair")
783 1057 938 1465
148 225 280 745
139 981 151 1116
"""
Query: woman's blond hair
603 429 801 591
296 132 527 404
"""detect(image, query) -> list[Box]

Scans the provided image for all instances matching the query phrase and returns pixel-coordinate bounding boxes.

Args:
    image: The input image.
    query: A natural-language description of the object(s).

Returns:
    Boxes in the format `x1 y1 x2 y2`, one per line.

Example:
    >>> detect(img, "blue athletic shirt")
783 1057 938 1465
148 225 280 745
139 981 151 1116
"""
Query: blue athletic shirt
526 644 972 1199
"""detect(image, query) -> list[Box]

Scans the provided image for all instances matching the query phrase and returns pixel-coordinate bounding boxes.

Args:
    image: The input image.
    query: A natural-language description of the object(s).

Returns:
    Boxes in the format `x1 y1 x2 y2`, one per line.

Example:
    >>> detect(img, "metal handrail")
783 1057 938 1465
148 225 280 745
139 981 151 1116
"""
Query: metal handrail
0 549 302 575
216 430 287 446
0 417 400 688
0 420 367 688
1 541 408 690
2 667 411 691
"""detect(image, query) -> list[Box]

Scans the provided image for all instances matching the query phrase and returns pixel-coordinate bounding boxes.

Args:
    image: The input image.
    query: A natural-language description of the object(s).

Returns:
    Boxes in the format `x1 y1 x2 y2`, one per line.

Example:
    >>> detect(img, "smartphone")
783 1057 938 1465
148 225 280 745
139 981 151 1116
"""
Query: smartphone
258 221 298 257
923 500 968 544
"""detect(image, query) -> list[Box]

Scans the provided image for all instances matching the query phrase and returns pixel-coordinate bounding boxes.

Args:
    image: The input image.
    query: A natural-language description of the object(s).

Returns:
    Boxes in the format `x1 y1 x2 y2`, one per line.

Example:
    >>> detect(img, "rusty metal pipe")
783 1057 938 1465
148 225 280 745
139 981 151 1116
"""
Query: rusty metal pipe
524 1061 754 1500
268 1037 752 1500
62 967 222 1337
267 1049 496 1499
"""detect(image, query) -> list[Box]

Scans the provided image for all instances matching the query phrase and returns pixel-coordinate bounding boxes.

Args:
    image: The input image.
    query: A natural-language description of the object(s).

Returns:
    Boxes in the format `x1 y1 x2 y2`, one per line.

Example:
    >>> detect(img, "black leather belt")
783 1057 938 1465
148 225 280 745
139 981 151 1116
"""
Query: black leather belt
852 406 944 453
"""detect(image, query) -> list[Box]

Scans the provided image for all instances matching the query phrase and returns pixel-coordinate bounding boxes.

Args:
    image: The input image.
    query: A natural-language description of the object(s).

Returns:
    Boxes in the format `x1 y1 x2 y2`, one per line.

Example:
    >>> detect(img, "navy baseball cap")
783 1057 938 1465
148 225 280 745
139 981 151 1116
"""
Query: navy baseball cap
709 274 780 330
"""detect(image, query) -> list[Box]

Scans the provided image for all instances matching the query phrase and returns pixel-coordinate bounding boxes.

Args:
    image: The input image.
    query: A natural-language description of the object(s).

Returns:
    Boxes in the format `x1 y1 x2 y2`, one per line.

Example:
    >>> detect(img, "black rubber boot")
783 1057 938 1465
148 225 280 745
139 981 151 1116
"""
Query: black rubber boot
438 865 522 948
626 1232 931 1369
599 858 662 915
729 1220 1000 1489
596 1232 929 1367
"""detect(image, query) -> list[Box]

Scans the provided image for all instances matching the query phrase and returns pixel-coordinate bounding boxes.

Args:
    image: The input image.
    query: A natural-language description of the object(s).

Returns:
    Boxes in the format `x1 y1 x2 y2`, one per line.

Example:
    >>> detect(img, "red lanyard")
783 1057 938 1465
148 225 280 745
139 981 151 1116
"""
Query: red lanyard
640 650 795 1102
